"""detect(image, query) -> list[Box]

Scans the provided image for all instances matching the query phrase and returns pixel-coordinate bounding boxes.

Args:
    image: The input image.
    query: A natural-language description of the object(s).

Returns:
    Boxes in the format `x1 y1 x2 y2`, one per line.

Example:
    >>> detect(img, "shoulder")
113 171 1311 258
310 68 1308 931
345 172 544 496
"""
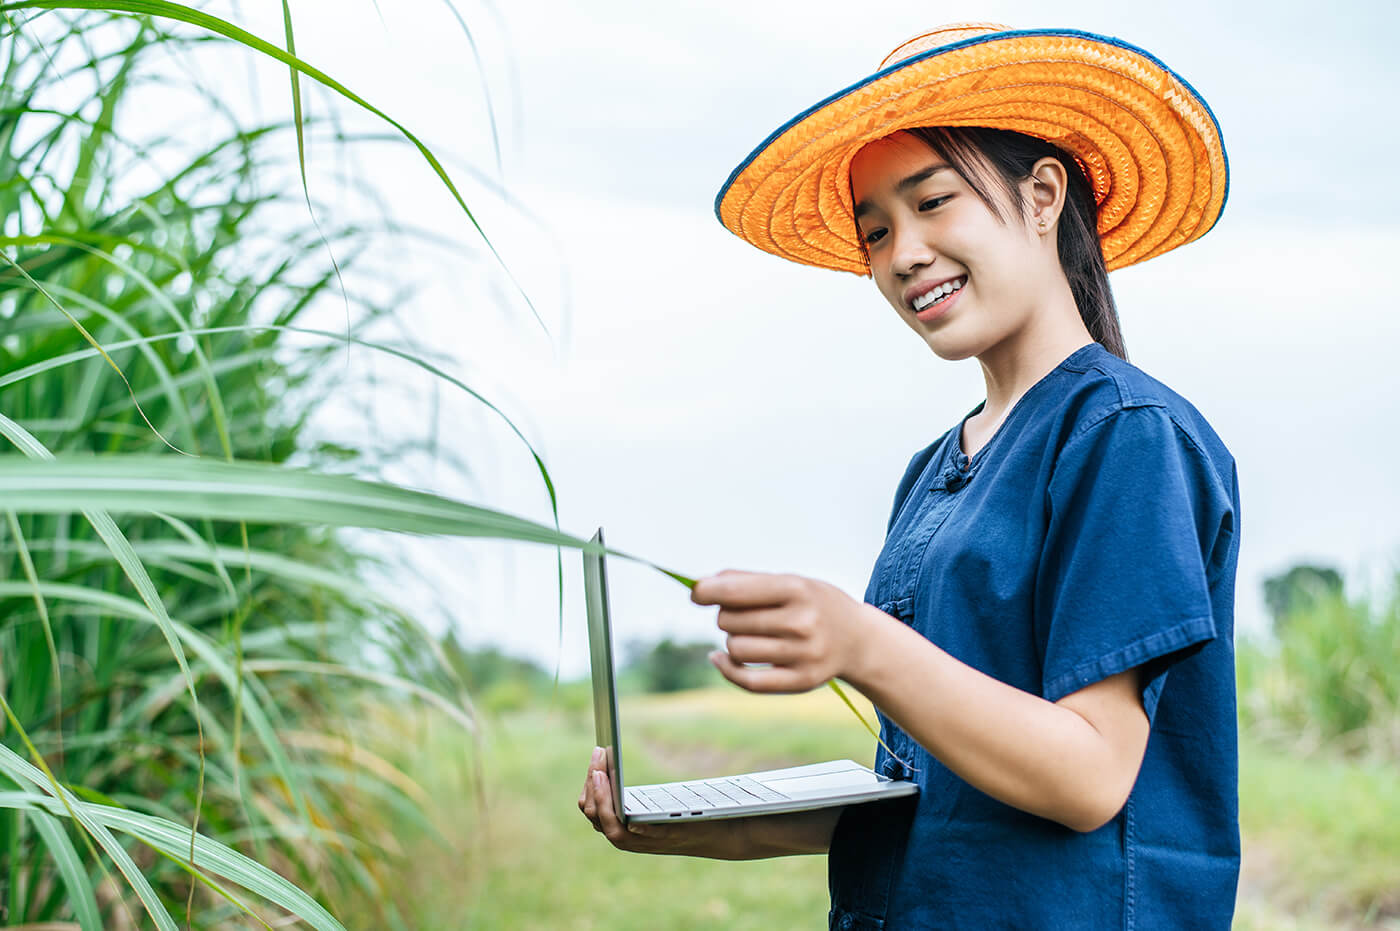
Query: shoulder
1052 344 1235 475
1036 350 1242 595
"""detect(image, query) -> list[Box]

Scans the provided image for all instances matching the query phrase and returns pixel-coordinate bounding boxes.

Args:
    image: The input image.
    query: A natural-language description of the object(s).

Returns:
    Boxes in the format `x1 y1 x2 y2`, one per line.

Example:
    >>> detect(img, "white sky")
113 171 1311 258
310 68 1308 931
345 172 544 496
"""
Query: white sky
167 0 1399 676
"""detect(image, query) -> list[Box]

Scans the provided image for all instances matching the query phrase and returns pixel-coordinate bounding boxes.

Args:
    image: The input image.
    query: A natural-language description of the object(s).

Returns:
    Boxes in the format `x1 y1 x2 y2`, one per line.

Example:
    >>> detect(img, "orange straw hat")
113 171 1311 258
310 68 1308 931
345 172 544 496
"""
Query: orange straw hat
715 23 1228 275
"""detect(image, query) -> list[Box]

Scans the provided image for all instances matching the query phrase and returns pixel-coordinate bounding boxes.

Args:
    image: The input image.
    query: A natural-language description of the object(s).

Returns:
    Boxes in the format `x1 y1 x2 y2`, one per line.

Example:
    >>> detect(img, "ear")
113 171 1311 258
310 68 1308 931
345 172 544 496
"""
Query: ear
1023 156 1069 236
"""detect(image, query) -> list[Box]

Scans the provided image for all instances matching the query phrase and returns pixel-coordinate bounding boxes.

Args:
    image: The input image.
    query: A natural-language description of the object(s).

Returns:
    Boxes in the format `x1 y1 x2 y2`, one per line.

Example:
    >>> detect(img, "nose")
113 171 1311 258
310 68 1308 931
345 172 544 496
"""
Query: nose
888 221 935 278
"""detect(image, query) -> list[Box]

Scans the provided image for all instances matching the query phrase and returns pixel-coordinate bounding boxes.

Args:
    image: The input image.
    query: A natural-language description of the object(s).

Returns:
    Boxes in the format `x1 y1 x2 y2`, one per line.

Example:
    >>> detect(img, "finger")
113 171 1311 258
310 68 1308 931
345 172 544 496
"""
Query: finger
581 775 599 823
589 769 652 838
692 571 800 609
584 780 611 834
579 746 603 811
724 633 803 666
715 604 798 637
710 649 810 694
592 769 630 843
581 756 607 824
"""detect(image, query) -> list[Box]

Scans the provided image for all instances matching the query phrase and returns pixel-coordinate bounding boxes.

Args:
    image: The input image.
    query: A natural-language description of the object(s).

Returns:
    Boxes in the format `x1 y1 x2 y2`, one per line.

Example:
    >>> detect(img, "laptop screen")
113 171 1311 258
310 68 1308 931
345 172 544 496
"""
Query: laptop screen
583 528 627 816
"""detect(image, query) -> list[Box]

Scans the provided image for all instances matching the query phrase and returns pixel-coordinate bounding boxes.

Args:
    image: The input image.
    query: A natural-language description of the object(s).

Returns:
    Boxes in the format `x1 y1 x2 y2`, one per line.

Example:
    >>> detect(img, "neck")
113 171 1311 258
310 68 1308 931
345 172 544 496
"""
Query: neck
976 280 1093 417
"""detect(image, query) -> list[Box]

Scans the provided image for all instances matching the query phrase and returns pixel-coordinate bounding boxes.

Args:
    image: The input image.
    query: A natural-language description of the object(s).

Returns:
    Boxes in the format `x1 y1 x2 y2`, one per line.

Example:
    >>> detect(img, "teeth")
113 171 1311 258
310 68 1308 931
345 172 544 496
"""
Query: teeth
912 277 965 311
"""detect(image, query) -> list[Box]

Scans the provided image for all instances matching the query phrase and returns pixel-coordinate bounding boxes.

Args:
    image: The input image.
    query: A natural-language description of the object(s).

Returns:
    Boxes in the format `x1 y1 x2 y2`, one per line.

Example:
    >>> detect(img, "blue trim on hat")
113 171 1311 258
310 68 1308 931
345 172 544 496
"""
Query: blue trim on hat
713 27 1229 241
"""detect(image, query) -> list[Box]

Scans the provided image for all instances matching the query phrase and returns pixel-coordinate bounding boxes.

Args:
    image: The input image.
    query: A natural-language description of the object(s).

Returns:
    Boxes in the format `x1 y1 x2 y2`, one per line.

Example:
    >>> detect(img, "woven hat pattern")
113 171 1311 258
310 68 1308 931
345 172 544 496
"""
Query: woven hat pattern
716 25 1228 275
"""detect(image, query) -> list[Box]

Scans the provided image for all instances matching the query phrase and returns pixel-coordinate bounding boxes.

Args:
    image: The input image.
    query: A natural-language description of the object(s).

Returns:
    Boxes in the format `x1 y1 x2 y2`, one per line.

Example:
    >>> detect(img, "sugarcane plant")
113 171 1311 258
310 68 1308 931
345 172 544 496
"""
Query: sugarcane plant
0 4 583 927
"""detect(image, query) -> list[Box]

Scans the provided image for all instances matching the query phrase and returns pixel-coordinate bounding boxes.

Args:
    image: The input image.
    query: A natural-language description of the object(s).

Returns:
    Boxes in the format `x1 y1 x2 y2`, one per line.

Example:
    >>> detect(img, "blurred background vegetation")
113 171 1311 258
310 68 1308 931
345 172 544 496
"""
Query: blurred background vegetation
0 4 1396 930
1241 564 1400 760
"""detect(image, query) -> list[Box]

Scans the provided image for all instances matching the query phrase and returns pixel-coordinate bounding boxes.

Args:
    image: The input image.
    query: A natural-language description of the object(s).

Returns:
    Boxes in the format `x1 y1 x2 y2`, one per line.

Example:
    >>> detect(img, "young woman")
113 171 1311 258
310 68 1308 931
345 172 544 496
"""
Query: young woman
580 23 1240 929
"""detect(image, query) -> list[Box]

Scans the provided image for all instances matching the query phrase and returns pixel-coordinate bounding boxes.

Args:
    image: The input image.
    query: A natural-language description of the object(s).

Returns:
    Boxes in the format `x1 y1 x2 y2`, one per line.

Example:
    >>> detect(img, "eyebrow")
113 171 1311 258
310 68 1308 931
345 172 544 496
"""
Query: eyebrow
853 163 953 222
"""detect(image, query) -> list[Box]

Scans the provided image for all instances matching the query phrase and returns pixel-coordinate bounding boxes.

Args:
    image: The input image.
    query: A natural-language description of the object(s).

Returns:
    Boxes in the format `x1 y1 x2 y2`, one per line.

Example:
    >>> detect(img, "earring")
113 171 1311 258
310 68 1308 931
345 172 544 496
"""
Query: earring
1038 217 1049 232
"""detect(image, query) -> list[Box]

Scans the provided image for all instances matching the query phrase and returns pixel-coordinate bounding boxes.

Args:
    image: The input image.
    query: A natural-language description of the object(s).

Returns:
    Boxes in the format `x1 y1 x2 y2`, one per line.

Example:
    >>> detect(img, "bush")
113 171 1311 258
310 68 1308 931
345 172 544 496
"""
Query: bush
625 638 721 693
443 634 552 694
1238 571 1400 759
439 634 599 714
1262 563 1344 635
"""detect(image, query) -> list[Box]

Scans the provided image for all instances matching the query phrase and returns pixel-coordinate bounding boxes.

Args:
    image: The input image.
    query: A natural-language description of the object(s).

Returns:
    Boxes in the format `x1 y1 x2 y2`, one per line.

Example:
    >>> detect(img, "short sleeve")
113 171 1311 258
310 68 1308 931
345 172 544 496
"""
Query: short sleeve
1036 405 1233 720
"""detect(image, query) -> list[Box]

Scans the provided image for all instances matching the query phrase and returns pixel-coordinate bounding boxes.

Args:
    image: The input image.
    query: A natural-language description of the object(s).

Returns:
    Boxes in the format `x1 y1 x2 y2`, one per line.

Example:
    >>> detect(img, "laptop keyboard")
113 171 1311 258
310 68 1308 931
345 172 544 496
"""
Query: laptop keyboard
625 775 789 815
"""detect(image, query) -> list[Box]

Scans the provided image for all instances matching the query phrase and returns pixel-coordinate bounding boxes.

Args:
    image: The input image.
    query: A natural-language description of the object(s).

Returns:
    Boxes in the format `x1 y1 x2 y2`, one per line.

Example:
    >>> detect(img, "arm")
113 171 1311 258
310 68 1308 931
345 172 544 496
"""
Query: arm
578 746 840 858
698 573 1151 833
842 599 1147 832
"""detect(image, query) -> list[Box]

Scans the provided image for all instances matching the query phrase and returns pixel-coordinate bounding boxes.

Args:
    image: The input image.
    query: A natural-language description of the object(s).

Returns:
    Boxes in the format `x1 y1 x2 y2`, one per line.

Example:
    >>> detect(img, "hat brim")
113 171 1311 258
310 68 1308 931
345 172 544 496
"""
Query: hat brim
715 29 1229 275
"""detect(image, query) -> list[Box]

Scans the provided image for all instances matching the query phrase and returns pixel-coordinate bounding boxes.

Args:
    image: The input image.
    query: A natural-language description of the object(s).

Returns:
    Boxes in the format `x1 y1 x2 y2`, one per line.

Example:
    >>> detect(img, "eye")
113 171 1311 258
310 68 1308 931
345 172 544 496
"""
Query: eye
861 227 887 246
919 195 952 212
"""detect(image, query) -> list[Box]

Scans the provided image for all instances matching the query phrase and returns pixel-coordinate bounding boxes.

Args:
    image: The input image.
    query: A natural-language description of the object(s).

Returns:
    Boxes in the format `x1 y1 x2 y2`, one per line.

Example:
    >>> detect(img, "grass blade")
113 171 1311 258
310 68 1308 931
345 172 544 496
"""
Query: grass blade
0 715 174 931
4 509 62 757
26 808 103 931
0 414 215 908
0 453 695 582
0 782 346 931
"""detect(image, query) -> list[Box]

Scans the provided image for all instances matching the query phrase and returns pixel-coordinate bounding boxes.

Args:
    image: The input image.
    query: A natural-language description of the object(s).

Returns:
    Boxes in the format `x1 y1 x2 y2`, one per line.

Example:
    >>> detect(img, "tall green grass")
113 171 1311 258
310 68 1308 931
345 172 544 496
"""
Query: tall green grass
0 7 558 927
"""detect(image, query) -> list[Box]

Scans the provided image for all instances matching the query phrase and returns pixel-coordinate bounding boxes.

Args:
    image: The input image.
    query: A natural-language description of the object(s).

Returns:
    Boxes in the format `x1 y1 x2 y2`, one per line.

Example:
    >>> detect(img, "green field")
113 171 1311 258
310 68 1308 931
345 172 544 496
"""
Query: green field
363 687 1400 930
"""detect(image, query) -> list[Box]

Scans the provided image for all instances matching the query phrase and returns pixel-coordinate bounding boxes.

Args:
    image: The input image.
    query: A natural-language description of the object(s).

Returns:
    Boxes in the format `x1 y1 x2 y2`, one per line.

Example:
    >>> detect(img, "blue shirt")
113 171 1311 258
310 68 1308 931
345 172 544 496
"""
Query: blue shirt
827 342 1241 930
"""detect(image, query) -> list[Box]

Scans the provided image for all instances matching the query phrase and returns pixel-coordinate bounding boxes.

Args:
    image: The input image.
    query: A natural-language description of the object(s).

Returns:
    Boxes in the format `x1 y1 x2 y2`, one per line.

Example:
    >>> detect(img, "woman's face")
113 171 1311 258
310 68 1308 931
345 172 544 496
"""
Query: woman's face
849 131 1053 361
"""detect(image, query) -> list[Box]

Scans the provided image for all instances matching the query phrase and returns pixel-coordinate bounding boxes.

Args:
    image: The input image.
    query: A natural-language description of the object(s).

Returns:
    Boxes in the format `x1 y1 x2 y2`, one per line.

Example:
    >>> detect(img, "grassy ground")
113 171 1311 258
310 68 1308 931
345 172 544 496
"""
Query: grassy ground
379 687 858 930
370 686 1400 930
1237 734 1400 928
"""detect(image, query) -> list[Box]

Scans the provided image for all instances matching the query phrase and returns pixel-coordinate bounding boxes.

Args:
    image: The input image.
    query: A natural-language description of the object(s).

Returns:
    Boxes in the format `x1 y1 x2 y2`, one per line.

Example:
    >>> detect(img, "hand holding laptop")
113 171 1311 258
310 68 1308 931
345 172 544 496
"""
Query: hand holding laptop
579 747 845 859
577 747 747 857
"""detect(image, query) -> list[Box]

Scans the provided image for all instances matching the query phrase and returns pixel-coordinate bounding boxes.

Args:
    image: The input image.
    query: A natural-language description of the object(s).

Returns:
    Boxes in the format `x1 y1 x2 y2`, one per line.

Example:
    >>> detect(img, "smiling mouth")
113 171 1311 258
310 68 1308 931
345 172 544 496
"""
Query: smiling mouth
910 275 966 313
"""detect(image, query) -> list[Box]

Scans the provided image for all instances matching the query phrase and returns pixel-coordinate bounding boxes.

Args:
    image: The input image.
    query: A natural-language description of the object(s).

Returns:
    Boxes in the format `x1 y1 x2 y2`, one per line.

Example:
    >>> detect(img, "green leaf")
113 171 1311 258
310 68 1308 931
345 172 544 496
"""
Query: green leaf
0 413 216 884
0 730 177 931
0 781 346 931
0 452 695 579
0 578 321 838
27 807 103 931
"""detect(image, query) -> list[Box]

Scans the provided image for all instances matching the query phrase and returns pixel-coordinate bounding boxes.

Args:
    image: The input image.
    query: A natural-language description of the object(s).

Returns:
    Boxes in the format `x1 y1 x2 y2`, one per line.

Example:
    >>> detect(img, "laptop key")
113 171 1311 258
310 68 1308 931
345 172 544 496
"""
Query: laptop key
640 787 685 811
711 780 759 805
731 776 788 802
704 782 746 807
667 784 708 809
684 782 739 808
725 778 775 802
624 790 658 813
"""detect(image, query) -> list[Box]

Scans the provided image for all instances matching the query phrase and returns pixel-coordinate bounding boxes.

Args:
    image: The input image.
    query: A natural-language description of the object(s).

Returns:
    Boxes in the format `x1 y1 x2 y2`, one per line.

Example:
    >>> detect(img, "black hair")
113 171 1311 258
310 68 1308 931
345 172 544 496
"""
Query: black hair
888 126 1127 361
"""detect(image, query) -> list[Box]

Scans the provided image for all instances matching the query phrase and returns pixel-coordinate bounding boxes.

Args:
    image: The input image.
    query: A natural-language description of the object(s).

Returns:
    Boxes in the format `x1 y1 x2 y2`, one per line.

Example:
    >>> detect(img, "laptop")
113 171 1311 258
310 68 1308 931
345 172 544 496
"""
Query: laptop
583 528 918 824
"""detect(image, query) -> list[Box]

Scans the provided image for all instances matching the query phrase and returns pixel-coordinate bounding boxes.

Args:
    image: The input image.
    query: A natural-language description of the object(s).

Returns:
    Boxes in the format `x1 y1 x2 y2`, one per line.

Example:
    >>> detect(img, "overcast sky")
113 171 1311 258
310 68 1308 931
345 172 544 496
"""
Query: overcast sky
196 0 1399 676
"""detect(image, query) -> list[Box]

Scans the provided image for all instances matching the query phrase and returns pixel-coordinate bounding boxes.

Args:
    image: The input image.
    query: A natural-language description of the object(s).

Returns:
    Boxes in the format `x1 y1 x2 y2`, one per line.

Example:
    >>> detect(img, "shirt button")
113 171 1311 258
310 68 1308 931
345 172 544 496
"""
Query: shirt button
837 913 856 930
957 453 971 471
